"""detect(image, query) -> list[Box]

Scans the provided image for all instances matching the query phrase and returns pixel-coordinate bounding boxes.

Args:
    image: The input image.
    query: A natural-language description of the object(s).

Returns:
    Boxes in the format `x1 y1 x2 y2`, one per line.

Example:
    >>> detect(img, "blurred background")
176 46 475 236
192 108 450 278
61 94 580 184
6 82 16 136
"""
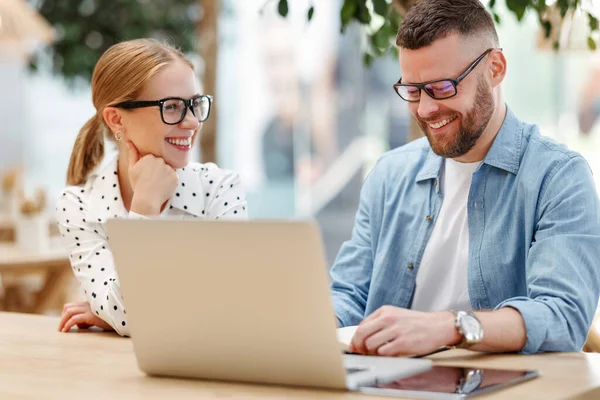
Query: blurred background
0 0 600 317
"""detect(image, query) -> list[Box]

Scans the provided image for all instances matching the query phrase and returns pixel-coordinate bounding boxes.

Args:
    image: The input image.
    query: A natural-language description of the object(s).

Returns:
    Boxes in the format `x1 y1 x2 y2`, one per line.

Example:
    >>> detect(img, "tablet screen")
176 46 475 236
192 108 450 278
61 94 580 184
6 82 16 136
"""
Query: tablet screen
359 366 539 399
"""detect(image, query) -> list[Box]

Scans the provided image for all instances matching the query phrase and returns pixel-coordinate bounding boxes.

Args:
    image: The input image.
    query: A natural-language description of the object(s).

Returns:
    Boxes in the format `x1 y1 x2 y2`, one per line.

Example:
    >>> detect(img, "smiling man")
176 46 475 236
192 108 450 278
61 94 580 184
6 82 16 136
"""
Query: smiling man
330 0 600 356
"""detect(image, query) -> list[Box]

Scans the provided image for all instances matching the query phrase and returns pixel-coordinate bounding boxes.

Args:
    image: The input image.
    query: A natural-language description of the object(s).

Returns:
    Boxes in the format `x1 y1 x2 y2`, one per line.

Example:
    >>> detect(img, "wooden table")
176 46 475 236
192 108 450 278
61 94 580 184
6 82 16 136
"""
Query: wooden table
1 312 599 399
0 237 72 313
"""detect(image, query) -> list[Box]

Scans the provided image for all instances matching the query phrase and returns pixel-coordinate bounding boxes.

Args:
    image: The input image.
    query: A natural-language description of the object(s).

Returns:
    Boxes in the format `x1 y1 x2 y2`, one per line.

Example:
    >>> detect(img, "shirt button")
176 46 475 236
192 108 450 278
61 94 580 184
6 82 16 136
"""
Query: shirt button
433 179 438 186
408 263 414 270
426 215 432 222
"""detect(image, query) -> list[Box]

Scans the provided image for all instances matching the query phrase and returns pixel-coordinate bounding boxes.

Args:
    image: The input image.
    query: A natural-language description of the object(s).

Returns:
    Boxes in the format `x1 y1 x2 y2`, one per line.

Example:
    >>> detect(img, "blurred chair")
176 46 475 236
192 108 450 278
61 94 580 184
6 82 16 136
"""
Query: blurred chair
0 237 76 315
0 165 68 314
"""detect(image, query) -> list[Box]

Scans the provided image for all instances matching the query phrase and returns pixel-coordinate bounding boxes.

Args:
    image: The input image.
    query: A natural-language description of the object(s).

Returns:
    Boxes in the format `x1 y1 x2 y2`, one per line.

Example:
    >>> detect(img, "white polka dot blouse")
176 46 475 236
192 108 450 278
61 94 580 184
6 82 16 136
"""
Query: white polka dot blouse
55 155 248 336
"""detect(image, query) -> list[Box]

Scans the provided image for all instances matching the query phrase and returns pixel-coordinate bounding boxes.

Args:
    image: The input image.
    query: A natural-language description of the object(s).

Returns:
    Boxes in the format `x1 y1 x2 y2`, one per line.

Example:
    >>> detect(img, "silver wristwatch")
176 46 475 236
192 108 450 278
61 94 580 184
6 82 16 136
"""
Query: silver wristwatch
452 311 484 348
457 368 484 394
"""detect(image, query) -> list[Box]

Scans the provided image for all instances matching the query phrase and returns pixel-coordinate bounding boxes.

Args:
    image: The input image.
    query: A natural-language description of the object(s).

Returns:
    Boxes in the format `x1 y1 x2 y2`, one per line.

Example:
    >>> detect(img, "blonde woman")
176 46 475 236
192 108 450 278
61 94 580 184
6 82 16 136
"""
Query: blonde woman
56 39 247 336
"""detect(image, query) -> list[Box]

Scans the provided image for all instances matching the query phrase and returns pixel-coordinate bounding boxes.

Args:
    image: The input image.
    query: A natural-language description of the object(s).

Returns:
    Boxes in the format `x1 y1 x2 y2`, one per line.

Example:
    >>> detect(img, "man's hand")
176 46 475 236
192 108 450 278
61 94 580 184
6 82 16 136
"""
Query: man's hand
58 301 114 333
349 306 459 356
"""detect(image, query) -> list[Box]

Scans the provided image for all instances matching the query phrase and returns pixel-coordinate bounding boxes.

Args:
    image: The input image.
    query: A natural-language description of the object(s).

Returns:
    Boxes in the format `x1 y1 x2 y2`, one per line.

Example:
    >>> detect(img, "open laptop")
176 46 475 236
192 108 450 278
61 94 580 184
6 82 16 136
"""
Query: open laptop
105 219 432 390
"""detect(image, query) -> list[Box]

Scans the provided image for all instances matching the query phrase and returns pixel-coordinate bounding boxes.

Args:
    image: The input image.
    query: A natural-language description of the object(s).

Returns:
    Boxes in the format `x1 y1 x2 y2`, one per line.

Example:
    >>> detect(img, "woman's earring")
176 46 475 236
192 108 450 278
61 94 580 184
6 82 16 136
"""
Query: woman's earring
114 130 124 141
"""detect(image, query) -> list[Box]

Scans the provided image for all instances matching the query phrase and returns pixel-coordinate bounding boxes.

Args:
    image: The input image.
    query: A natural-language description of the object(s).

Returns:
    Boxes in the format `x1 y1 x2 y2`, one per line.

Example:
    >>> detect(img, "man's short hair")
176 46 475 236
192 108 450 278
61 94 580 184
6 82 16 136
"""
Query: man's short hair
396 0 499 50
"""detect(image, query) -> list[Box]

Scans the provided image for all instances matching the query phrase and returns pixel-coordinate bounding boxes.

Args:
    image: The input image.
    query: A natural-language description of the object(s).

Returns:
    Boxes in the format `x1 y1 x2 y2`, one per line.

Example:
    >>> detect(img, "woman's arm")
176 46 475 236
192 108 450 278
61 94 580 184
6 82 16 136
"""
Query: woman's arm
55 188 130 336
204 169 248 219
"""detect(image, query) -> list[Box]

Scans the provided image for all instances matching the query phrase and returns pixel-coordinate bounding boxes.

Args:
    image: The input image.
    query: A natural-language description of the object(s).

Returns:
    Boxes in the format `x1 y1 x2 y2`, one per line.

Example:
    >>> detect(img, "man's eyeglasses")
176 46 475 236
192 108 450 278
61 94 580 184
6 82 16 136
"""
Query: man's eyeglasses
114 94 213 125
393 48 501 102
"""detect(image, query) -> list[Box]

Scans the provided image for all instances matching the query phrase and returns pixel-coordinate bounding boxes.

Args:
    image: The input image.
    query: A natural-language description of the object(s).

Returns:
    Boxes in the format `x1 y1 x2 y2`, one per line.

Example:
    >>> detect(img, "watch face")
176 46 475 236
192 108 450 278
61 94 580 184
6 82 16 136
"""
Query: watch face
461 370 483 393
461 315 482 340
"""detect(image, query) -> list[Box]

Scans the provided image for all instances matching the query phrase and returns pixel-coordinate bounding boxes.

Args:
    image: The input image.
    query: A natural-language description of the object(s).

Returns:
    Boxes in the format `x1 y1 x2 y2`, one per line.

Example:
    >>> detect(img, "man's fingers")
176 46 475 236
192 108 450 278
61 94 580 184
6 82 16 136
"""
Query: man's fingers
364 326 399 353
351 318 387 354
377 336 410 357
362 306 384 324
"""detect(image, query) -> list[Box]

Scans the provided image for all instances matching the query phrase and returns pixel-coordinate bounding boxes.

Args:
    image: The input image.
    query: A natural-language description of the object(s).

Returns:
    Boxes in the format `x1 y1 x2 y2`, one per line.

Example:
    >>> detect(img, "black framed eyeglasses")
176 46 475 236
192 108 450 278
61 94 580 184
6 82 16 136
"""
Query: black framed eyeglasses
393 48 501 102
114 94 213 125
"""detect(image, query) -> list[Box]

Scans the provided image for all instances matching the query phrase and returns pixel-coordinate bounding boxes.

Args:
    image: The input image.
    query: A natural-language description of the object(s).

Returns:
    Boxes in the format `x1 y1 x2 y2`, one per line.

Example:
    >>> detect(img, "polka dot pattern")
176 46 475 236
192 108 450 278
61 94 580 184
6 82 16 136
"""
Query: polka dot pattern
55 155 248 337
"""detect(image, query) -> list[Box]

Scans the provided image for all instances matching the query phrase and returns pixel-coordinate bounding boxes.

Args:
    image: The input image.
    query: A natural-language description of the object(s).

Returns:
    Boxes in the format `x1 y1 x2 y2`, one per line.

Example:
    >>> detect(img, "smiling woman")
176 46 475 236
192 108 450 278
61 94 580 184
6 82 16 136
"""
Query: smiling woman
54 38 248 336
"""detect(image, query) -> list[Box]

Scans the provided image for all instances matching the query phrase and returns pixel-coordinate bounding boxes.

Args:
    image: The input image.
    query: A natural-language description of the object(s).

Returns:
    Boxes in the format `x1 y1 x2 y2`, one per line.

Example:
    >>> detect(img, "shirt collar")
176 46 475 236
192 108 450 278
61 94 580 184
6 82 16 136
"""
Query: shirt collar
168 164 205 217
86 156 128 223
482 105 522 175
415 105 522 183
415 148 443 184
86 156 205 222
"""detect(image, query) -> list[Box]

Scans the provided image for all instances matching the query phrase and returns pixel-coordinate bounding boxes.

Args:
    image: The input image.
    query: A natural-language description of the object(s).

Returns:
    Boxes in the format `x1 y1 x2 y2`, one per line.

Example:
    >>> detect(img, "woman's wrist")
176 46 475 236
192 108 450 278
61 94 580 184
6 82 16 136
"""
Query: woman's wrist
130 196 161 216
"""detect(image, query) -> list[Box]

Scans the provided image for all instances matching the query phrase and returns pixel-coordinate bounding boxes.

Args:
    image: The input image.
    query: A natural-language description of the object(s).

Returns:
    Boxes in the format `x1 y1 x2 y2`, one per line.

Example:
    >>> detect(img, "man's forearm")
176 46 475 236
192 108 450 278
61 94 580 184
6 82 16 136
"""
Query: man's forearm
451 307 527 352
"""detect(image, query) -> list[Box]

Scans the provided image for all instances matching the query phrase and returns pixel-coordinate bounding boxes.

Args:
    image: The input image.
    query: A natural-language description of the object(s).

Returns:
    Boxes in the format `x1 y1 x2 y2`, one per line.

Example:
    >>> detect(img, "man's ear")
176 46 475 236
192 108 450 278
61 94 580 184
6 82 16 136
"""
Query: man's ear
489 49 507 88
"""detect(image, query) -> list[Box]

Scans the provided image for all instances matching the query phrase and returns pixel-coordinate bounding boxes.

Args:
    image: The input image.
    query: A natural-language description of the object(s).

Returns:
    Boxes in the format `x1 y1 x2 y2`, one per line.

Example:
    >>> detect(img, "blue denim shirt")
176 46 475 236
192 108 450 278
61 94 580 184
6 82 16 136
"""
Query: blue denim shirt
330 107 600 354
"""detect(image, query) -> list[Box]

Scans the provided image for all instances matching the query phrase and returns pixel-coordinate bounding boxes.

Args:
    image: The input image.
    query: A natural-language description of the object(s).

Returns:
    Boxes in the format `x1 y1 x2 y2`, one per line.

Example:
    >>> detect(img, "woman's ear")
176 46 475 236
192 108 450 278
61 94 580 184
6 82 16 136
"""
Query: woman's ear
103 106 126 134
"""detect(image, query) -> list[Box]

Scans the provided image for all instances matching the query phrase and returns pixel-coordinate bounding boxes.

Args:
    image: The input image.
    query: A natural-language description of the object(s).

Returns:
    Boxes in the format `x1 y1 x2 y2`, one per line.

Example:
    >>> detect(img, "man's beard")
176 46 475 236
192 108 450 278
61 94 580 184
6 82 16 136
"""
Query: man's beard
418 76 495 159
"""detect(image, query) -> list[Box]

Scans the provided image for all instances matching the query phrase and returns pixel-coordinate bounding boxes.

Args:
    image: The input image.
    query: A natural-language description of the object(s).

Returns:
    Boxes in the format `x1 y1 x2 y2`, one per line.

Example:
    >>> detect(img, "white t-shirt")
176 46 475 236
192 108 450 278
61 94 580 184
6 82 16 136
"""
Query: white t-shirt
410 158 481 312
55 155 248 336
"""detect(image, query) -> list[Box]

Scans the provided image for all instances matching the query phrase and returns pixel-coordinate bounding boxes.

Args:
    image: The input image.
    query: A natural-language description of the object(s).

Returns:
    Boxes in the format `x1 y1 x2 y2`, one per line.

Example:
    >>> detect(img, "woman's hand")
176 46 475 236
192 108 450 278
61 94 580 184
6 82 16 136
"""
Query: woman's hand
127 141 178 216
58 301 114 333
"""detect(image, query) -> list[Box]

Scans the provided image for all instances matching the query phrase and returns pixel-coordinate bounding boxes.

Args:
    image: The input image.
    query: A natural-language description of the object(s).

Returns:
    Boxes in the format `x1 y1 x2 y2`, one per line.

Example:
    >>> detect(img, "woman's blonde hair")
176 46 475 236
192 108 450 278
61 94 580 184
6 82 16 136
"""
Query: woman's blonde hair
66 38 194 186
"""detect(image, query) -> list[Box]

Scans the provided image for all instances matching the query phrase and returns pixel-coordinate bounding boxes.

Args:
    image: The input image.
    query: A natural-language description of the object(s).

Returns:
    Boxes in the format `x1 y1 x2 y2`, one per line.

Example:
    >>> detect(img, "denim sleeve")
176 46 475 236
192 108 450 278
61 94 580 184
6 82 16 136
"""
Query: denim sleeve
496 156 600 354
329 163 382 327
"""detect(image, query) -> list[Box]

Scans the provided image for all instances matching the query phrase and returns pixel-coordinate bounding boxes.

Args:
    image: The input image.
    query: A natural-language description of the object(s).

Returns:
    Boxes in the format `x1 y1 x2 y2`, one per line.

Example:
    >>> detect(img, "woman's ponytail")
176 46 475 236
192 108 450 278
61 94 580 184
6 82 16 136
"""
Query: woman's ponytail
66 114 105 186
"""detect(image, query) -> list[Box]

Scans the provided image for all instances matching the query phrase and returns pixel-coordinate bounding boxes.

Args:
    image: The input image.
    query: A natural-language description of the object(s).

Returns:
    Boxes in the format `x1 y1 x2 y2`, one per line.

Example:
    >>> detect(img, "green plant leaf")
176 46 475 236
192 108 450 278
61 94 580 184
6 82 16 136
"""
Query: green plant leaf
371 21 391 51
363 52 373 66
505 0 528 22
389 9 401 35
556 0 569 18
589 13 599 32
553 41 560 51
308 6 314 21
541 20 552 38
373 0 388 17
533 0 547 14
277 0 288 17
34 0 199 81
493 12 501 24
588 37 597 51
356 2 371 24
340 0 357 31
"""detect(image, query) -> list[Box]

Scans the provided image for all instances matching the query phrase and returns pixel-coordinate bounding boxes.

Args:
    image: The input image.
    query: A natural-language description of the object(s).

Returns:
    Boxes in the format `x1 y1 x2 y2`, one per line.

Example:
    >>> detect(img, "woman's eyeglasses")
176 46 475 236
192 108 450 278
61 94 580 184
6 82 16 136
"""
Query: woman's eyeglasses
114 95 213 125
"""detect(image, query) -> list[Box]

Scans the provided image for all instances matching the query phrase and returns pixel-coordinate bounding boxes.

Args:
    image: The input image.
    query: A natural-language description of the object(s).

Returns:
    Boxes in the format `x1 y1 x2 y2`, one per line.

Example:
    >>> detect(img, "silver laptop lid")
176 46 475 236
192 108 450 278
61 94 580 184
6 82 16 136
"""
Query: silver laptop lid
106 218 348 389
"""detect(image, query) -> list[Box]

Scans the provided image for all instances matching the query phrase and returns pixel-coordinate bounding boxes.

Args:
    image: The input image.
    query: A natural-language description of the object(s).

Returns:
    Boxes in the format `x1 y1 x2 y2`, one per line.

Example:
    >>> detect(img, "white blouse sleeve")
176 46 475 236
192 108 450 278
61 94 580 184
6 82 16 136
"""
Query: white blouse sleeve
128 211 149 219
55 189 130 336
203 169 248 220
